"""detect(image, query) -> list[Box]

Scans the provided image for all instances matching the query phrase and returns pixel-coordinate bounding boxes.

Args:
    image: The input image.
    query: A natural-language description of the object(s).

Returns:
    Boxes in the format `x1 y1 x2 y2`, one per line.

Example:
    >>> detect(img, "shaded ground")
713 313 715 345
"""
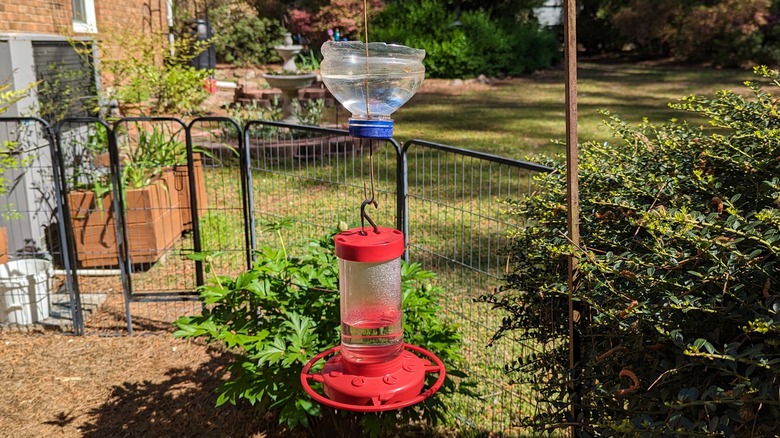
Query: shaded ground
0 332 284 438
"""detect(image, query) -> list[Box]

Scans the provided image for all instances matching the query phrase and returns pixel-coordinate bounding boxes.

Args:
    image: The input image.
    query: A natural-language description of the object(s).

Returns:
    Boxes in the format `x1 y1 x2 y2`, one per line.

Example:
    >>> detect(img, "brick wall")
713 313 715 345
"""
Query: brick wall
0 0 71 34
0 0 167 36
96 0 168 35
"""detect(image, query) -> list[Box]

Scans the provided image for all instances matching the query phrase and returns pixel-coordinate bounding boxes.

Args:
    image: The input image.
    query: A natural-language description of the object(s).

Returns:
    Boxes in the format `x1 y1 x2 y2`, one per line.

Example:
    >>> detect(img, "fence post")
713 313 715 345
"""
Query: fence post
47 118 84 335
564 0 583 435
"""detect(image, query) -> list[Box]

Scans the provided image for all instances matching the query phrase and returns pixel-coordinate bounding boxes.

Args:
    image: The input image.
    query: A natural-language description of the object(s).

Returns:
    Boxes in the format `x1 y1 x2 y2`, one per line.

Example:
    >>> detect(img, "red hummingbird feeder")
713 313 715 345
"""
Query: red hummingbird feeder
300 225 446 411
301 28 444 411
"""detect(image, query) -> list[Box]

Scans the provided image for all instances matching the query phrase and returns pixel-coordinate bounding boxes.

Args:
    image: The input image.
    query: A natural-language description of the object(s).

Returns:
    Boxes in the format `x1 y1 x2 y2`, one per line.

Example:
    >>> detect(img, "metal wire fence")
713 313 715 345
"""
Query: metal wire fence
0 117 72 331
0 116 554 435
403 140 555 433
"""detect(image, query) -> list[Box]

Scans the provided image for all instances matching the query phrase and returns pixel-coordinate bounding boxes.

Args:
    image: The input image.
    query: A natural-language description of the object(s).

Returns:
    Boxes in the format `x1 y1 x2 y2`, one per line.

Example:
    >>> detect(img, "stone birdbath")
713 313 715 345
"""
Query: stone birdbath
262 33 317 123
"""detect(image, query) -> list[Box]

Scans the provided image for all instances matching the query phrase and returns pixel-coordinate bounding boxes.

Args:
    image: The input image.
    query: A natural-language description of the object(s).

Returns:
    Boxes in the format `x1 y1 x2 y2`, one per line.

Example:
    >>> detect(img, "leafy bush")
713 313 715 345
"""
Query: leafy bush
0 81 31 115
371 0 558 78
481 67 780 435
151 62 212 115
291 98 325 126
174 228 466 434
209 6 284 66
224 99 283 139
672 0 770 66
85 29 212 116
0 81 34 198
313 0 385 41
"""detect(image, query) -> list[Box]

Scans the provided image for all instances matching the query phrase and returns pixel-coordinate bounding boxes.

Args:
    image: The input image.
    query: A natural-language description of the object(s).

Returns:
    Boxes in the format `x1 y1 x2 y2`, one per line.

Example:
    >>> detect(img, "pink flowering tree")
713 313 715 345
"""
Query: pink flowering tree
288 8 314 37
290 0 384 47
315 0 384 40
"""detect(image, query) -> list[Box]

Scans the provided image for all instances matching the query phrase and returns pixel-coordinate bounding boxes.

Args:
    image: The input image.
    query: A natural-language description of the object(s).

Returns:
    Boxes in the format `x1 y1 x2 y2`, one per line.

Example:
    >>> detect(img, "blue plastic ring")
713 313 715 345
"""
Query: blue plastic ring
348 119 394 139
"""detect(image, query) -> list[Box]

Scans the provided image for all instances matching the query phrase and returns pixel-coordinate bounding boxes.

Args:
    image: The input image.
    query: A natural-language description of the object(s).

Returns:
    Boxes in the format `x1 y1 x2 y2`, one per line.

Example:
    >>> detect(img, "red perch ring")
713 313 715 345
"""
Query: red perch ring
300 343 446 412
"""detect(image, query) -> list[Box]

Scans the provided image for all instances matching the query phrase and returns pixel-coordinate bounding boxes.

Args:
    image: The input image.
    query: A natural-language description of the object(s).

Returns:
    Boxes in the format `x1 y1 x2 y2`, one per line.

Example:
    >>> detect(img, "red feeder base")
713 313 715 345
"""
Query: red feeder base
300 343 446 412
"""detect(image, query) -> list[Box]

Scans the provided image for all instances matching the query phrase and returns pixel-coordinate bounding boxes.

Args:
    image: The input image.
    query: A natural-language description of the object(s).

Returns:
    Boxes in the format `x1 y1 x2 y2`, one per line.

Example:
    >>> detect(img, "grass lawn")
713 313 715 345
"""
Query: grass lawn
390 60 754 159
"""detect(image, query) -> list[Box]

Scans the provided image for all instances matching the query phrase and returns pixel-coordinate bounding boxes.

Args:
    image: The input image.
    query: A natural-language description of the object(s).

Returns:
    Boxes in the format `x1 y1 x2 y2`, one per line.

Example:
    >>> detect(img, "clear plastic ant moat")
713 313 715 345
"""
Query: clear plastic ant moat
320 41 425 138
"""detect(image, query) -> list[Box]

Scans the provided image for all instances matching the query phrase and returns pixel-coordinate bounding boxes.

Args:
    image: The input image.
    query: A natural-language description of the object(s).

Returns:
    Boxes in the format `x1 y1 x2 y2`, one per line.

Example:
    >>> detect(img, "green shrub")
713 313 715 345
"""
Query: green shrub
481 67 780 435
81 29 212 116
371 0 558 78
291 98 325 126
210 7 284 66
174 228 466 435
0 81 34 199
612 0 775 66
151 63 212 115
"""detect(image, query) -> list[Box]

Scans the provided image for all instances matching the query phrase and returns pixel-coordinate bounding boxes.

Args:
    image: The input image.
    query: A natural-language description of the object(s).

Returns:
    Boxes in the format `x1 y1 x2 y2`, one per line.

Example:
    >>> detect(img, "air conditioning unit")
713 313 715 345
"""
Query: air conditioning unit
0 33 99 262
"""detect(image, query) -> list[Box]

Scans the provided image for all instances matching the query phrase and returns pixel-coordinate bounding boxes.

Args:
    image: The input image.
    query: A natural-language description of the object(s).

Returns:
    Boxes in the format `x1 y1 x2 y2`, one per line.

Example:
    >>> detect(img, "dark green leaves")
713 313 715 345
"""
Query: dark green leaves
491 67 780 435
173 230 466 434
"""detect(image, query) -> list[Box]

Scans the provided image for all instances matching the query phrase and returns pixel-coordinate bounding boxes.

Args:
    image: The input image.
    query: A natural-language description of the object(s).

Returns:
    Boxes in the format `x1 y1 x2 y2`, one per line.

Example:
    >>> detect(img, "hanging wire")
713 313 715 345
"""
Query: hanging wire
363 0 371 120
359 0 379 235
360 140 379 235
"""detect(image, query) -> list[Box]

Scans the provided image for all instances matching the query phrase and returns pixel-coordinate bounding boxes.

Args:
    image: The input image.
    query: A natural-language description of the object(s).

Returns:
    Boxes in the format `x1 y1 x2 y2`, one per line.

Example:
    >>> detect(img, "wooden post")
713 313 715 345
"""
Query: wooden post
563 0 581 435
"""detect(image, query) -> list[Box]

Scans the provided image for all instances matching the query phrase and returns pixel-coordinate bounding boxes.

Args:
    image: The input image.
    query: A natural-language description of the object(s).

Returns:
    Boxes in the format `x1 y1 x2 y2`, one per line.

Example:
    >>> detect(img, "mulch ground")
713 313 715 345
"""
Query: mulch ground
0 332 285 438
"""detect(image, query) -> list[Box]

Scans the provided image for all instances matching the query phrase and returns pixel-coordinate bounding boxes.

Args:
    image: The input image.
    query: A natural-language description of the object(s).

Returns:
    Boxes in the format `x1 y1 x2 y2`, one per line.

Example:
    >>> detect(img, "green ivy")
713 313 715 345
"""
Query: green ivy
481 66 780 435
174 228 467 435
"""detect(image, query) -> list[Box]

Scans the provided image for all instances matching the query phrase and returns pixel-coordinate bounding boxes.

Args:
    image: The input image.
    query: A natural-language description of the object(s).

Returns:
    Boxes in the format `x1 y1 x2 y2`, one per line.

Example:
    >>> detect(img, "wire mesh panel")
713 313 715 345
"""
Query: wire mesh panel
55 118 210 332
187 117 250 280
56 118 123 333
110 118 203 330
245 121 401 255
0 118 74 332
403 139 554 436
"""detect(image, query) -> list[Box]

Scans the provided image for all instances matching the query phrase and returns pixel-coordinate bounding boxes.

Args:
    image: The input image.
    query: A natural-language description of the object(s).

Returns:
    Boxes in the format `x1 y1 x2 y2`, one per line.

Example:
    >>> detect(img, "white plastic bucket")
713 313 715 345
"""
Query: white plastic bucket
0 259 52 324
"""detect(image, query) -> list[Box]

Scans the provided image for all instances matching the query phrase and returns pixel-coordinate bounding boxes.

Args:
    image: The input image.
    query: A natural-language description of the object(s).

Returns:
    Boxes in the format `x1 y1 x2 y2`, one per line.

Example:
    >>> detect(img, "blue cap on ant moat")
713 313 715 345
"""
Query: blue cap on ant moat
348 119 394 139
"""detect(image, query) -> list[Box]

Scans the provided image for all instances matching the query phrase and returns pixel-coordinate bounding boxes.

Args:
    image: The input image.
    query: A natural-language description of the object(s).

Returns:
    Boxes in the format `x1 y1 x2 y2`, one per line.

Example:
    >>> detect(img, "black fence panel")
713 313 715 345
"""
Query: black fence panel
403 139 554 435
244 121 402 257
0 115 564 436
0 117 78 333
187 116 250 281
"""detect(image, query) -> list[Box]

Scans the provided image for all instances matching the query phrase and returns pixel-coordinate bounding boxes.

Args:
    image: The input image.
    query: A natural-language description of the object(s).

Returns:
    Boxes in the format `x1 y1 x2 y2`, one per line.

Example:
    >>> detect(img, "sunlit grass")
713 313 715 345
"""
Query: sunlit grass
393 61 753 159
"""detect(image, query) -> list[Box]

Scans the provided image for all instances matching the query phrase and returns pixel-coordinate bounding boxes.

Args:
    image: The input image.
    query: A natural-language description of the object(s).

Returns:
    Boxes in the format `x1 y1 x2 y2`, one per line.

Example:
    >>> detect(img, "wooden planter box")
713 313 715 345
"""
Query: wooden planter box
68 171 183 268
0 227 8 265
173 154 208 232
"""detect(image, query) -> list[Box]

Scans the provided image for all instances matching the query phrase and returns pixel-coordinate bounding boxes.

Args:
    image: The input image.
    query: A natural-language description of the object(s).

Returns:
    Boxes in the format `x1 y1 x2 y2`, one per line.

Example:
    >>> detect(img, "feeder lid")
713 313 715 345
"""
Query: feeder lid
335 227 404 262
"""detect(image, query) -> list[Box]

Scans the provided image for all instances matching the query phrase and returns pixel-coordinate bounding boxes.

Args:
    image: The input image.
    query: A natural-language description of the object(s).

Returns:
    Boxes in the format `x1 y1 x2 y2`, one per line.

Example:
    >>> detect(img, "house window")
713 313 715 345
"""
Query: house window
72 0 97 33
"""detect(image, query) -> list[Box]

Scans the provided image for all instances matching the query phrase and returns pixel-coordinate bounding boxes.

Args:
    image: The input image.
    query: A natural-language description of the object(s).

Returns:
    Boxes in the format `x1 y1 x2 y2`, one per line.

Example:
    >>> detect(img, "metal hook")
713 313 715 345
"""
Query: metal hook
360 197 379 235
360 139 379 235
